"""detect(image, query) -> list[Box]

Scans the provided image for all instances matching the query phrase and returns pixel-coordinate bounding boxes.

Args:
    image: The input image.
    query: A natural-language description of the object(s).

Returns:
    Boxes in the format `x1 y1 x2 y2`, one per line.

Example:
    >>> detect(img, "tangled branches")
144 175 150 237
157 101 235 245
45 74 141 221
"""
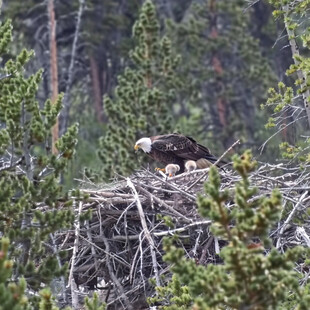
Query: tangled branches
55 162 310 309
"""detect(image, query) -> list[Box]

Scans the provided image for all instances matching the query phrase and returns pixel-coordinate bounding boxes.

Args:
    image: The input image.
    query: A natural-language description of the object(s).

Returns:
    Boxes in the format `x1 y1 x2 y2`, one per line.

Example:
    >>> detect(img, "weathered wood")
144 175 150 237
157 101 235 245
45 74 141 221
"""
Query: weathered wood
53 161 310 307
47 0 59 154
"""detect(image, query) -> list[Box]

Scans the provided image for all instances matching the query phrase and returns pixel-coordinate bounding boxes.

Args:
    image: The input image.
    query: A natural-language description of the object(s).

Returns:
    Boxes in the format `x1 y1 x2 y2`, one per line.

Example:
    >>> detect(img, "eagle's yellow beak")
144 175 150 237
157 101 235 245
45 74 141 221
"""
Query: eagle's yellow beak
134 144 140 151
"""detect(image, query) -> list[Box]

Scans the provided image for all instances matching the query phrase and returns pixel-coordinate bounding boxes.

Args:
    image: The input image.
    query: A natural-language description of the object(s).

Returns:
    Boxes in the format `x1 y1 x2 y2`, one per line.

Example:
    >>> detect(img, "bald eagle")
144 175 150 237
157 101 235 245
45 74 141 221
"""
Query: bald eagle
185 160 197 172
165 164 180 177
134 133 223 173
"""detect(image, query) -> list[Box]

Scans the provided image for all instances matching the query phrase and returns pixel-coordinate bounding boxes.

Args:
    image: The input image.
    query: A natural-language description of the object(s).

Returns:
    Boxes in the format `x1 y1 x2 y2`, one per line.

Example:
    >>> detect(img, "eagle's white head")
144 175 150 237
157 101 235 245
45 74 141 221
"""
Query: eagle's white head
134 137 152 153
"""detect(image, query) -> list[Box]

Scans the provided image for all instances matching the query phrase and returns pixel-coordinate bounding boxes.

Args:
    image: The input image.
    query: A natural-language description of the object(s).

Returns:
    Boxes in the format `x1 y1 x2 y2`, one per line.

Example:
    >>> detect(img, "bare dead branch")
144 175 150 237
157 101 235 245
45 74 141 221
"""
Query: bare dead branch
60 0 86 135
102 234 133 310
127 178 161 287
52 159 310 307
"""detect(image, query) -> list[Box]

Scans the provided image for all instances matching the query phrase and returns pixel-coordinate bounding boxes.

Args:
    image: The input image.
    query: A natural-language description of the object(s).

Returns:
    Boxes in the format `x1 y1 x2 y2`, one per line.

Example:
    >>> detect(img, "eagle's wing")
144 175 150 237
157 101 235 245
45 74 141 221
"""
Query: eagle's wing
152 134 219 164
152 134 197 152
151 134 200 160
196 143 220 164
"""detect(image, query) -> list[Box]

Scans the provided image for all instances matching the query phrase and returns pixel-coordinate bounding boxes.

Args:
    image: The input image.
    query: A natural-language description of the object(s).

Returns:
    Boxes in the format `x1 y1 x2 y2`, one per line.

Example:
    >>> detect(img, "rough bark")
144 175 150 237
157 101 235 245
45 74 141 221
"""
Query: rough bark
283 5 310 128
60 0 85 136
48 0 59 154
209 0 227 129
90 55 103 123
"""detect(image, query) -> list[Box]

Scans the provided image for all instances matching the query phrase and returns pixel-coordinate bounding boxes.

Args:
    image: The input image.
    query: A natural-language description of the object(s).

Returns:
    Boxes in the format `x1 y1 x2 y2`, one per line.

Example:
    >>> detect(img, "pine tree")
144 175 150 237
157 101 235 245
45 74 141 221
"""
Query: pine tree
0 8 78 301
0 238 106 310
0 238 30 310
150 151 310 309
262 0 310 161
84 293 106 310
0 9 109 310
97 0 181 180
167 0 274 150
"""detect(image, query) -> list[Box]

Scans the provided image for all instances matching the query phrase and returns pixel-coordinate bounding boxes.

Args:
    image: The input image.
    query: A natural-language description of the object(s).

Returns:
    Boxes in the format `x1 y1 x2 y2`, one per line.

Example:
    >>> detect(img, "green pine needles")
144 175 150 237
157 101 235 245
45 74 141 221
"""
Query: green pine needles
0 9 107 310
0 11 78 300
263 0 310 160
0 238 29 310
98 0 181 180
167 0 273 151
150 151 310 310
84 293 106 310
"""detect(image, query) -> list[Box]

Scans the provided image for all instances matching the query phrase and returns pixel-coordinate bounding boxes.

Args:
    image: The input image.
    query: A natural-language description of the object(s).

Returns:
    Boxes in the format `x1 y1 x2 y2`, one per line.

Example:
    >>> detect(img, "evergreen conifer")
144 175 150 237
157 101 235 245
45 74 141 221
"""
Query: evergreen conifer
167 0 273 150
0 238 29 310
98 0 181 180
263 0 310 161
0 8 78 301
150 151 310 309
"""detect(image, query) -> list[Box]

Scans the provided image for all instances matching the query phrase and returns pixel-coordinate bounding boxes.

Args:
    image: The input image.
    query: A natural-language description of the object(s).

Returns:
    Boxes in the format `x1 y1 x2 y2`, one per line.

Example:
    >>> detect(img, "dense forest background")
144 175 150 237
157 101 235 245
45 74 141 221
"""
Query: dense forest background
2 0 302 184
2 0 310 309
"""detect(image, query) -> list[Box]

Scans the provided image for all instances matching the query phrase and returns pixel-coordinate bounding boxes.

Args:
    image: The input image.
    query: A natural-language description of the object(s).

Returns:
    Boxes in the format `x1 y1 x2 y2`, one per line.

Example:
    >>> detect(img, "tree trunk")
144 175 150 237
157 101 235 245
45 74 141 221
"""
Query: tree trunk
283 5 310 128
48 0 59 155
90 55 103 123
60 0 85 136
209 0 227 129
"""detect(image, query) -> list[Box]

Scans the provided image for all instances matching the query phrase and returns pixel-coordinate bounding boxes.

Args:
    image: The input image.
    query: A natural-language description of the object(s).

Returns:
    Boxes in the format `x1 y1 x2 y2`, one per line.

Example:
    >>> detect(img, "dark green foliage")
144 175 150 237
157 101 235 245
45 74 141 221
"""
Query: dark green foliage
84 293 106 310
84 0 139 54
0 10 109 309
0 238 104 310
262 0 310 159
0 238 30 310
39 289 63 310
3 0 310 308
151 151 310 309
2 0 144 188
167 0 274 150
98 0 181 179
0 13 78 298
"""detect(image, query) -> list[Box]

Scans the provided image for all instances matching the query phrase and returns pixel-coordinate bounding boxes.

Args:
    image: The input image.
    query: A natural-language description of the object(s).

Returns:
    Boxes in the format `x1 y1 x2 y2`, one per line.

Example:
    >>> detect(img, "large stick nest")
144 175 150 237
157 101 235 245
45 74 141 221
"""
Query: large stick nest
58 163 310 309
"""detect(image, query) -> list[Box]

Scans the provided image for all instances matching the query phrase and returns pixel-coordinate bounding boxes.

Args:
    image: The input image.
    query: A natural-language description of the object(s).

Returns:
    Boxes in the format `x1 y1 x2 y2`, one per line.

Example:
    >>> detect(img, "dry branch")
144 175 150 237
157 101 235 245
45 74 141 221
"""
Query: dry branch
127 178 161 287
61 0 85 135
54 161 310 308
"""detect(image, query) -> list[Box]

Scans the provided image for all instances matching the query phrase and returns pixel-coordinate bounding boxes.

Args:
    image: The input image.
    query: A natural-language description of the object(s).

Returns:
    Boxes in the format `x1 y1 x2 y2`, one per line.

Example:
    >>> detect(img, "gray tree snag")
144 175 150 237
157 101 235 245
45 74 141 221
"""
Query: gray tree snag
283 4 310 128
60 0 85 136
48 0 59 154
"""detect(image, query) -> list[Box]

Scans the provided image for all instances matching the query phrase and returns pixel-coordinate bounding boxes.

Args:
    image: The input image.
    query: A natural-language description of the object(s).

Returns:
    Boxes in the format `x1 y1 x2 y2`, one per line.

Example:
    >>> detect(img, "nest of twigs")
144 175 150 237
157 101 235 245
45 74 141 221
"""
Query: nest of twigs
58 162 310 309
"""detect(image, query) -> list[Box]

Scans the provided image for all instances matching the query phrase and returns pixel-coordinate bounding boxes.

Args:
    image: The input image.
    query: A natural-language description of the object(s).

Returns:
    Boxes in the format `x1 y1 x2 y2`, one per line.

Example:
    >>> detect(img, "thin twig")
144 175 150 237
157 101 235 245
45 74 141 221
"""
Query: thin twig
127 178 161 288
102 235 133 310
61 0 85 135
187 140 240 190
50 233 67 303
276 191 308 249
147 171 197 201
67 200 82 309
135 183 192 223
296 227 310 247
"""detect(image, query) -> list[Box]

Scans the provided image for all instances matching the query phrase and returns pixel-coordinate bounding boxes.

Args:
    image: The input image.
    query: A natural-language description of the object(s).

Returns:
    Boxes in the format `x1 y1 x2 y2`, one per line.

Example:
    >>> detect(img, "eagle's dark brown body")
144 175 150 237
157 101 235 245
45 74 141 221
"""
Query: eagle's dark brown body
146 133 222 173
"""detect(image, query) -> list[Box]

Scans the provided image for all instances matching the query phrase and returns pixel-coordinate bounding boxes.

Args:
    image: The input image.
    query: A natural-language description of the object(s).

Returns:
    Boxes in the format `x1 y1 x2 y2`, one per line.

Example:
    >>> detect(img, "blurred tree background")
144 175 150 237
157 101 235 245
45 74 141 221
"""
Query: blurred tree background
1 0 301 183
2 0 310 309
